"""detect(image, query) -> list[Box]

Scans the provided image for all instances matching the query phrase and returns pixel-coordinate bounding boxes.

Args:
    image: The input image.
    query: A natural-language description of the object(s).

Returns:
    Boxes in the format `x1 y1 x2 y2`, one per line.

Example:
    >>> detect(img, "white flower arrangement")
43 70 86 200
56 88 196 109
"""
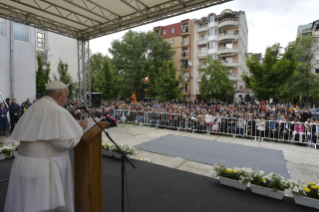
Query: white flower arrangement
101 143 137 155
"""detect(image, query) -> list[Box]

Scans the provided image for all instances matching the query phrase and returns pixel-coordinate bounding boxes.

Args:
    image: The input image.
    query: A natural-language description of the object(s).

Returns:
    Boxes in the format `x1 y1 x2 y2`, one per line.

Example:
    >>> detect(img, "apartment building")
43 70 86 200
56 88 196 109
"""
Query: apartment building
154 19 196 100
194 9 248 98
0 18 78 102
154 9 248 101
297 19 319 74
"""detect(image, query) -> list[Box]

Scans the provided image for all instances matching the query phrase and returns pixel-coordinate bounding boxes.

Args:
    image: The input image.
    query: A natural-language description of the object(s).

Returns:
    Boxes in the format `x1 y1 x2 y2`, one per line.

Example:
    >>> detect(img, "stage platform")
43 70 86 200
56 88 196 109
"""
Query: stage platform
0 152 317 212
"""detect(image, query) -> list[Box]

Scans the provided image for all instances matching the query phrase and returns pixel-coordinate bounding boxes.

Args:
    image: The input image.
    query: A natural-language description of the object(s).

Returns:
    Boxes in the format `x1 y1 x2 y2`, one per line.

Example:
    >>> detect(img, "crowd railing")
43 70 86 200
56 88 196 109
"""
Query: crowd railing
103 109 318 148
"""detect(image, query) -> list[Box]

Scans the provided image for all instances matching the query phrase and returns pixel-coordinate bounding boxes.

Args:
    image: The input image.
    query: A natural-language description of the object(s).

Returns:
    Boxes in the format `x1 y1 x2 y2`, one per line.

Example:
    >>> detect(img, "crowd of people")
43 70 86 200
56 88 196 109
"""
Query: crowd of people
1 96 318 149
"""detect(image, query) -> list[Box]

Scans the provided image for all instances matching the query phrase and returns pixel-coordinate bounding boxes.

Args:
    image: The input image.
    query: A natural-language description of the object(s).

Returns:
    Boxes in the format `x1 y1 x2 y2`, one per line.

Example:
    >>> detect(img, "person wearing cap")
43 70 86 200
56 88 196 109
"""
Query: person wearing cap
4 81 89 212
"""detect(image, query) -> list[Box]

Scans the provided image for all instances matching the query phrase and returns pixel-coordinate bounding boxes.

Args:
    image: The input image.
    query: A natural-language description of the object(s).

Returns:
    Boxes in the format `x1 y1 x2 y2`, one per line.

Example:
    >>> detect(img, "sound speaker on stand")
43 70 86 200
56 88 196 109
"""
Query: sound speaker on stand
91 92 102 108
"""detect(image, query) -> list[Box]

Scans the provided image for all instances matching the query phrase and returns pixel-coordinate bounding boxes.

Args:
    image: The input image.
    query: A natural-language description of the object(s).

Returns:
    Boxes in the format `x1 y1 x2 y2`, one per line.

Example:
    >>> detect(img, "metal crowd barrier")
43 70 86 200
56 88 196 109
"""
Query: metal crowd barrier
93 109 318 148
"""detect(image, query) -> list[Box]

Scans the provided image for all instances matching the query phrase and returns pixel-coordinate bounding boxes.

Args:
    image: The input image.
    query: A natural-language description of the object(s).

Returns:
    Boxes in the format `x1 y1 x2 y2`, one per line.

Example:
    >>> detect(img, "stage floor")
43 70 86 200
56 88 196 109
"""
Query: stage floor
0 153 317 212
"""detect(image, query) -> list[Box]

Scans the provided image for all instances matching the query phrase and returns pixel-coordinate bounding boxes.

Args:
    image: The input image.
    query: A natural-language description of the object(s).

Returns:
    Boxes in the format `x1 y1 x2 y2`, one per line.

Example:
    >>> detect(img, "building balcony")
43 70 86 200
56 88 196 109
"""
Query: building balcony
181 52 189 57
197 38 207 45
197 51 207 57
182 28 189 34
218 19 240 29
209 22 218 28
218 46 239 55
181 64 188 69
208 48 218 54
181 41 189 46
198 24 208 32
218 34 239 41
208 35 218 41
228 74 239 81
222 60 239 67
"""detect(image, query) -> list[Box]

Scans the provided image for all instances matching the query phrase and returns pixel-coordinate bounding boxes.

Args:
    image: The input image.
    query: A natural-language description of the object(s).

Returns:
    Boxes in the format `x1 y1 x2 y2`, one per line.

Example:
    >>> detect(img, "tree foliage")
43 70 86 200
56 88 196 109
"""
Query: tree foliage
242 42 297 101
109 30 175 100
54 59 75 98
153 61 184 101
97 58 123 100
36 52 51 97
199 55 235 101
286 35 319 106
89 52 105 92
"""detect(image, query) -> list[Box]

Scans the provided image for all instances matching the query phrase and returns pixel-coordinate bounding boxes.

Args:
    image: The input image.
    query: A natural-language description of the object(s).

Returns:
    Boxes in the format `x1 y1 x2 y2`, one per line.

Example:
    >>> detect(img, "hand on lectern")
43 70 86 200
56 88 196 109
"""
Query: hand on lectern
80 119 89 131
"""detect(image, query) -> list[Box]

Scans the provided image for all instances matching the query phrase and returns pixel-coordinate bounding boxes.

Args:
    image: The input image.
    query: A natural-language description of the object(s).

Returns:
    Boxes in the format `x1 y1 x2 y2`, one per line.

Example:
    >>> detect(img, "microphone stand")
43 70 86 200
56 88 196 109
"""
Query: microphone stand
82 108 136 212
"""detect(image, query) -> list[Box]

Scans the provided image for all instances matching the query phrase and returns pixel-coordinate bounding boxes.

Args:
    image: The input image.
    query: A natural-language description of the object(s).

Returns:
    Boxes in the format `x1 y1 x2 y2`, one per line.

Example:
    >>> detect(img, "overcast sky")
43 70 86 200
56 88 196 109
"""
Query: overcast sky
90 0 319 57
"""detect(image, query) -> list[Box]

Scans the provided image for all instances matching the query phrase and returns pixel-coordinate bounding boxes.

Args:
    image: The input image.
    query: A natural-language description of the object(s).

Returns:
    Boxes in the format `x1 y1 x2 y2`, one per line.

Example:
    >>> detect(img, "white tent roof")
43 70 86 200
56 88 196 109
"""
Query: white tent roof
0 0 232 40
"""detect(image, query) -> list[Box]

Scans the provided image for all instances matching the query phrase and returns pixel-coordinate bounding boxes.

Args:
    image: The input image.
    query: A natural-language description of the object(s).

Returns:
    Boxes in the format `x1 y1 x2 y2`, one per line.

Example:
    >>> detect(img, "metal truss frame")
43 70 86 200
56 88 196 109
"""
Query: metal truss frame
77 40 91 109
1 0 233 40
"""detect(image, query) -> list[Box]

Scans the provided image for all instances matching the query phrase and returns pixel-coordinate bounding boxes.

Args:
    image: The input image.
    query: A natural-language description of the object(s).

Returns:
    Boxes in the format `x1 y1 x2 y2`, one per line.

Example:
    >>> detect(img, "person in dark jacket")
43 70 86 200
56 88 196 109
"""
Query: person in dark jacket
265 115 279 139
9 98 20 133
0 102 10 135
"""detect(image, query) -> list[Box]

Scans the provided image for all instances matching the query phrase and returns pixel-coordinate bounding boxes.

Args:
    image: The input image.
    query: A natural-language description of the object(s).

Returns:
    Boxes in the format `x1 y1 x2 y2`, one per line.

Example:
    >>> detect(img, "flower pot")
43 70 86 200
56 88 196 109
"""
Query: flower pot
0 153 5 160
250 184 284 200
113 152 131 159
219 176 247 190
102 149 113 157
13 151 18 157
294 194 319 209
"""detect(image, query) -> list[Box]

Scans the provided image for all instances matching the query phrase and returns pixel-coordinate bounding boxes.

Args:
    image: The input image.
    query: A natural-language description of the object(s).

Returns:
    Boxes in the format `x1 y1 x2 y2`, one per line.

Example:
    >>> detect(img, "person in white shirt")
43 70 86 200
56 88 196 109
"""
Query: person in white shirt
5 81 89 212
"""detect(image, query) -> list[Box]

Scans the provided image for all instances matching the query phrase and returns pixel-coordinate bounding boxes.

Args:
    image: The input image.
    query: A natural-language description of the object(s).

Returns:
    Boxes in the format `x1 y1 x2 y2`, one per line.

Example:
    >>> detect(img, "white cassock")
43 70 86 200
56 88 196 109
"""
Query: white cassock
4 96 83 212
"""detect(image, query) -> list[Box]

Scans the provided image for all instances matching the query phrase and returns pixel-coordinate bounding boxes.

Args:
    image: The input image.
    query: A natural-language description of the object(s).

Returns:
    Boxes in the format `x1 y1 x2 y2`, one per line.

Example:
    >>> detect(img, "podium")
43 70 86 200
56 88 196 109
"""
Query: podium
74 122 109 212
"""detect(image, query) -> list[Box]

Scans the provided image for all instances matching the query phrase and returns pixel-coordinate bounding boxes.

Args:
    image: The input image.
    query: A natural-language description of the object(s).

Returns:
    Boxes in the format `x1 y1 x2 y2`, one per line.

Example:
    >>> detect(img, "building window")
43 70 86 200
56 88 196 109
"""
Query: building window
210 54 217 60
13 22 29 43
315 69 319 74
209 41 216 49
210 16 215 23
182 24 188 33
170 38 174 44
228 70 232 76
0 18 5 36
315 25 319 31
223 57 233 63
200 47 207 53
184 84 188 93
38 51 48 65
163 30 166 35
223 43 233 49
37 32 45 48
171 28 175 34
316 54 319 60
183 37 188 45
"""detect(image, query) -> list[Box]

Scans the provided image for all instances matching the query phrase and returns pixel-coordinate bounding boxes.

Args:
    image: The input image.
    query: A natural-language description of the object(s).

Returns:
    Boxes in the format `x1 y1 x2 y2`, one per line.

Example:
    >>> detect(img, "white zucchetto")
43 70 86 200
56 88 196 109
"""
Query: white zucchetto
46 81 67 90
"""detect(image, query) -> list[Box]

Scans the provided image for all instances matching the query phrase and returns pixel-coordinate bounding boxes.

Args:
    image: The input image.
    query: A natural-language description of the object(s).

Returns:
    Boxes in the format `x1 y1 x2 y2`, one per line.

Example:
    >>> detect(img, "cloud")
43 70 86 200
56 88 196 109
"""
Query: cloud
90 0 319 57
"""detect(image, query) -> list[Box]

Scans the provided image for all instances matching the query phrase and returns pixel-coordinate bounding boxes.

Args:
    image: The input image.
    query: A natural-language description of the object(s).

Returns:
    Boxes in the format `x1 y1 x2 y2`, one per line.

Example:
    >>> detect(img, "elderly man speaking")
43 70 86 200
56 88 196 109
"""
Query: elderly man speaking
4 81 89 212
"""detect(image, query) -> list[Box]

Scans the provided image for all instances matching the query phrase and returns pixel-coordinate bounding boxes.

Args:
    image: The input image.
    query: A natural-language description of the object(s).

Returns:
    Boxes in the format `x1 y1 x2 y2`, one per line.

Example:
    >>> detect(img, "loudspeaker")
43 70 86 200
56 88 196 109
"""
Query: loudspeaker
91 92 102 108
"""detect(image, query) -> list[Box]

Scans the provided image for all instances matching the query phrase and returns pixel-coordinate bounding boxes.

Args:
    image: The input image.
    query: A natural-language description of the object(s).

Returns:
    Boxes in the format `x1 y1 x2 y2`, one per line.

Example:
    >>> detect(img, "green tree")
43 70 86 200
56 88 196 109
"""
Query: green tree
153 61 184 101
36 52 51 97
287 35 319 106
89 52 106 92
54 59 75 98
109 30 175 100
242 42 297 101
96 59 123 100
199 55 234 101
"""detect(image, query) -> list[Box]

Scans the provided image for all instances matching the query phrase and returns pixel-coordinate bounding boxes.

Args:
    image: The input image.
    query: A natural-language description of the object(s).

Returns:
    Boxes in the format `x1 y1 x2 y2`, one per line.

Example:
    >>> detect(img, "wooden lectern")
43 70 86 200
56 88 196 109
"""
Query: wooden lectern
74 122 109 212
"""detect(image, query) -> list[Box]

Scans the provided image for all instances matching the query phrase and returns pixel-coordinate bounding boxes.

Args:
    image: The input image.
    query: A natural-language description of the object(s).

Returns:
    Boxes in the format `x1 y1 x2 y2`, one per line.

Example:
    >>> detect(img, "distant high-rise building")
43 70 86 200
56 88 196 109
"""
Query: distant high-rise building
154 9 249 101
297 20 319 74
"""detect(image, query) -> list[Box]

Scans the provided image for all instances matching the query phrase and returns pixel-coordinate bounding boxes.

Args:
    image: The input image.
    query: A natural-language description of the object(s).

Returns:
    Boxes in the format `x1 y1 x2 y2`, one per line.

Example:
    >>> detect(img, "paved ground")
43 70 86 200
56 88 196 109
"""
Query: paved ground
102 124 319 187
2 123 318 193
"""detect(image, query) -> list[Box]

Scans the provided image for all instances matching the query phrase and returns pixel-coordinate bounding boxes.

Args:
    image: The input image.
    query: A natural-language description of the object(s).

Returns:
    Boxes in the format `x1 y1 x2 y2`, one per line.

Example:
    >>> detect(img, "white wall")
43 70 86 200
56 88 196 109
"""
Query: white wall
0 20 36 104
47 32 78 82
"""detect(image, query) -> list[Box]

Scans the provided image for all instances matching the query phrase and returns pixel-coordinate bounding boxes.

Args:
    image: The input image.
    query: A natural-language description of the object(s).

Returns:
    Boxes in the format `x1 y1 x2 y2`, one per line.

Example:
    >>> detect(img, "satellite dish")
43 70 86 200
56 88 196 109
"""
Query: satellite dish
188 61 192 66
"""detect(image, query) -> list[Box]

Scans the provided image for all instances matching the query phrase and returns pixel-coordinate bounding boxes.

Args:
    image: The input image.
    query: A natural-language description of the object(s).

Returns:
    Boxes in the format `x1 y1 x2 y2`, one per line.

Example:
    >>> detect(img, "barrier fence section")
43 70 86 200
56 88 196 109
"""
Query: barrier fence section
99 109 318 148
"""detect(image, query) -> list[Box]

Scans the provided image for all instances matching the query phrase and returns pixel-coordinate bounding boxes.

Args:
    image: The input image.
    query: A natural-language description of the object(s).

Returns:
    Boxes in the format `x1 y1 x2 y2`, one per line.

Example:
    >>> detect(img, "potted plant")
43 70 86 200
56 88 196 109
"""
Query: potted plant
112 144 137 159
250 171 290 200
213 163 249 190
0 147 5 160
234 30 239 35
1 146 13 158
290 180 319 209
13 143 19 157
101 143 114 157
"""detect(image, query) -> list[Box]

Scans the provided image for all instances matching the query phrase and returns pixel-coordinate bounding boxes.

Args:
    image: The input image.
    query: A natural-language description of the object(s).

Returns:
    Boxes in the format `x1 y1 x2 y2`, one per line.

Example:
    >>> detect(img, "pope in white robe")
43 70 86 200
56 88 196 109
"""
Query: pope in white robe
4 81 88 212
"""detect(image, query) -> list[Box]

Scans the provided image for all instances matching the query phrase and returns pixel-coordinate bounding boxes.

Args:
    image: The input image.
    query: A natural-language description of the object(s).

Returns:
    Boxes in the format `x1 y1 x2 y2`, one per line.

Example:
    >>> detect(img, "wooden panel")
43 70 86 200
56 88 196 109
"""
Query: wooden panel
74 121 108 212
